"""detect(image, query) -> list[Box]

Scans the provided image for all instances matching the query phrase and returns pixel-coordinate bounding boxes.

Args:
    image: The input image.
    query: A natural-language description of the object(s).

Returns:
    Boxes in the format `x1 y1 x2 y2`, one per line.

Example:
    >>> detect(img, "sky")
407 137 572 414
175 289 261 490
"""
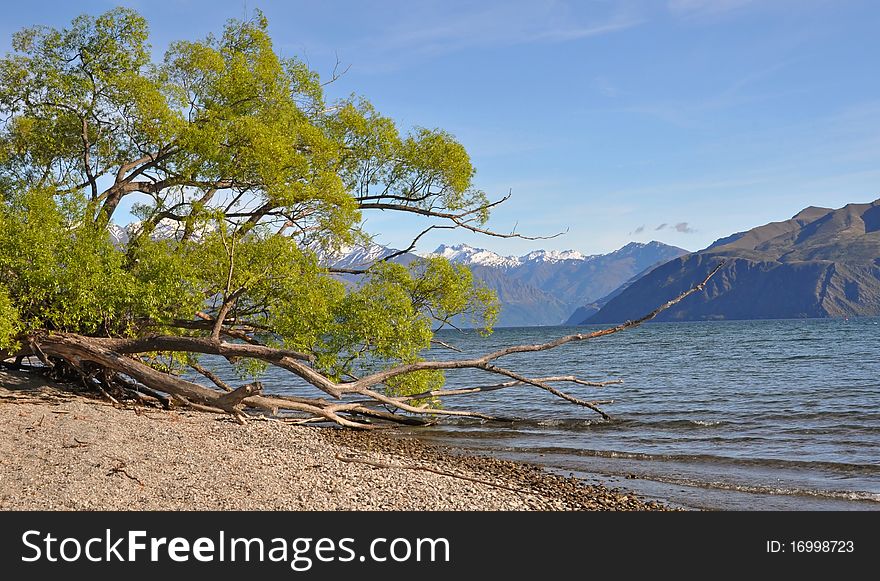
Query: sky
2 0 879 256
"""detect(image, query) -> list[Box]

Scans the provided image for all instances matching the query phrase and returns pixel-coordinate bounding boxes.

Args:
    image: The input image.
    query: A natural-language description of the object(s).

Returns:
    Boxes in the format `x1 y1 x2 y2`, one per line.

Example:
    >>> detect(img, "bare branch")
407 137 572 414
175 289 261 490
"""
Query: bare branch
430 338 463 353
321 53 352 86
400 375 621 401
190 362 233 392
79 116 98 200
358 194 565 241
339 261 725 393
382 224 455 263
479 364 612 420
350 387 503 422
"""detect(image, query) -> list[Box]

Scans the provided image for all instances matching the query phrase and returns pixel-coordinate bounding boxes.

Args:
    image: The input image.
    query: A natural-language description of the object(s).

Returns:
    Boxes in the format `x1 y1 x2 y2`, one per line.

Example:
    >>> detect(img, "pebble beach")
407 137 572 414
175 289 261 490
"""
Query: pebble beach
0 369 669 511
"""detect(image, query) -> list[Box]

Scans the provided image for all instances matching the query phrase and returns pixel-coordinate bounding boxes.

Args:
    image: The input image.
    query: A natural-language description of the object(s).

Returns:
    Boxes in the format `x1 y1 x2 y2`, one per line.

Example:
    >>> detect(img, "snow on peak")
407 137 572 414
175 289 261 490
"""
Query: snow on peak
107 223 130 246
430 244 595 267
431 244 521 268
330 243 400 268
111 218 214 244
523 249 588 263
338 243 392 262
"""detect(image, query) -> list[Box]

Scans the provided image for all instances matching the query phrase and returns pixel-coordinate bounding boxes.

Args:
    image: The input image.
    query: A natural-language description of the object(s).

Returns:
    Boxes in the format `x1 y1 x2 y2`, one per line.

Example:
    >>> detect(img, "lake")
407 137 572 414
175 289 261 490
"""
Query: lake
414 319 880 510
228 318 880 510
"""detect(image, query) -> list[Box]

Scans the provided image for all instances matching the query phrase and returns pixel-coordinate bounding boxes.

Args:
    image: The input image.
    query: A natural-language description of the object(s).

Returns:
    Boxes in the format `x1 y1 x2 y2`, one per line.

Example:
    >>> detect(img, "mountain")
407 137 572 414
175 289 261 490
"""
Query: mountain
330 243 419 271
107 219 214 247
563 262 664 325
325 243 421 289
587 199 880 324
466 265 571 327
432 241 688 326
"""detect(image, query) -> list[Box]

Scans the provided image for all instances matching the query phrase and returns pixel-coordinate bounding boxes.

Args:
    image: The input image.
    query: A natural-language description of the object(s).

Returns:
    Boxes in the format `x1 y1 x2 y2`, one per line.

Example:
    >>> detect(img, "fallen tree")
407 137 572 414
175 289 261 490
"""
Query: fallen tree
0 9 722 428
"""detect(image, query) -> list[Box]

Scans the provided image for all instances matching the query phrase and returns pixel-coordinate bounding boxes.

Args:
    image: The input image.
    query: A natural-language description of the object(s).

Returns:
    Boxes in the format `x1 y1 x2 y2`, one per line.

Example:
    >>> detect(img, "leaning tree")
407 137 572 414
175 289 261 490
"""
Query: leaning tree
0 9 719 427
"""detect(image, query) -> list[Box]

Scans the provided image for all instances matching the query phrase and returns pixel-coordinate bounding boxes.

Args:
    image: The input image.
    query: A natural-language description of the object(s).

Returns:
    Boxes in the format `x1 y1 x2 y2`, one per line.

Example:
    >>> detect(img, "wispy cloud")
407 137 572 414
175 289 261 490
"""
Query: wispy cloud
359 1 642 67
600 58 798 129
629 225 646 235
674 222 696 233
654 222 696 233
525 19 644 43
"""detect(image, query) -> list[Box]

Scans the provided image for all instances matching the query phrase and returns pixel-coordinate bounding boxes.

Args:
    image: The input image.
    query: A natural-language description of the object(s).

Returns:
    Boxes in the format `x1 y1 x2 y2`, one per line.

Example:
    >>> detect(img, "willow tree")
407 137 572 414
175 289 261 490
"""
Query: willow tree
0 9 718 427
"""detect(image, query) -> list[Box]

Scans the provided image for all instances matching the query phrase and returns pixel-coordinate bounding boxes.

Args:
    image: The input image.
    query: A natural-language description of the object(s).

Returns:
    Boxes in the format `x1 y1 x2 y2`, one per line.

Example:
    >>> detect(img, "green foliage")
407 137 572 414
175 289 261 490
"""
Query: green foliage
0 283 20 351
0 8 501 402
385 369 445 408
328 99 489 225
0 188 202 335
0 8 167 192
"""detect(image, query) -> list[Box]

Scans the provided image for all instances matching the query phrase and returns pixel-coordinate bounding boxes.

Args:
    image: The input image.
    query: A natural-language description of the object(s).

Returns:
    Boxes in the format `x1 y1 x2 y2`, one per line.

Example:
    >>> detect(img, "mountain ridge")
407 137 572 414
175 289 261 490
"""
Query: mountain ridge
430 240 688 326
331 240 688 327
586 199 880 323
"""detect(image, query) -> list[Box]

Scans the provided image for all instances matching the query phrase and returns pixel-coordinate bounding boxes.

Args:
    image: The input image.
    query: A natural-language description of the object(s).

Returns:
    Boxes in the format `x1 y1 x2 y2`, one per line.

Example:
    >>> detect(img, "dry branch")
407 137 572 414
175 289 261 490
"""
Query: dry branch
25 262 723 428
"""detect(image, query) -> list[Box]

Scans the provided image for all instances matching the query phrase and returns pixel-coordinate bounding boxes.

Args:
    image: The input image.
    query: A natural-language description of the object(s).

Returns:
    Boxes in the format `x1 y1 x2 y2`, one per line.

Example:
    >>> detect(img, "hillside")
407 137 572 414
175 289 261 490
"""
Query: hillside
587 199 880 323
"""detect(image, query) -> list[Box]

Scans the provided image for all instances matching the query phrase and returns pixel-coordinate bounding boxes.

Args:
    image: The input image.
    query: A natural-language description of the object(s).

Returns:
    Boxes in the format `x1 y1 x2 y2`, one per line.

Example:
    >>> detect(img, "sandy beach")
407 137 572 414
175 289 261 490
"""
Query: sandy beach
0 369 669 511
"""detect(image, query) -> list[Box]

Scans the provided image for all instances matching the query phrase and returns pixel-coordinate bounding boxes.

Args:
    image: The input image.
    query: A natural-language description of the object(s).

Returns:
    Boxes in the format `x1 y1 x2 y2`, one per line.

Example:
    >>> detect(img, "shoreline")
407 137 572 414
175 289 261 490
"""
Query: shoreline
0 369 671 511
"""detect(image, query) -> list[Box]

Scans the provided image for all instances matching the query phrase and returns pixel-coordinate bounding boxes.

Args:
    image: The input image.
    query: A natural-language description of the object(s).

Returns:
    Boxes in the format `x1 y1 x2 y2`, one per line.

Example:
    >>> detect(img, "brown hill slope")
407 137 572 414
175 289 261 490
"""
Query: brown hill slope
587 199 880 323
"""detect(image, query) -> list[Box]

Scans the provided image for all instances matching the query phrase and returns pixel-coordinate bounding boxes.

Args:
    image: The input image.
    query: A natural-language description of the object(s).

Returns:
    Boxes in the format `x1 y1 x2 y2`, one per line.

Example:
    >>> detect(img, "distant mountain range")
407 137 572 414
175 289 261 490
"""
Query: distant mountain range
108 219 212 246
332 240 687 327
433 241 687 326
116 198 880 326
586 199 880 324
109 220 692 326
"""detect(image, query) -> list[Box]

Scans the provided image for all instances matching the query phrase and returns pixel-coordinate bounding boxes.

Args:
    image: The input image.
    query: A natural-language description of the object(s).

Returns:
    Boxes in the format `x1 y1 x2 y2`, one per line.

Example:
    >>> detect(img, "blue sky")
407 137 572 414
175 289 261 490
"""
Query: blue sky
2 0 879 255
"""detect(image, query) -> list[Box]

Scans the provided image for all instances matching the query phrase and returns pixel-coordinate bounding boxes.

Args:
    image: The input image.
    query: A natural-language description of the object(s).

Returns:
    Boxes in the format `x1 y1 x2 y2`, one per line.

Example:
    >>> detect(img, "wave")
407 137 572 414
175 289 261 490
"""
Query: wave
781 424 880 435
690 419 724 426
440 443 880 505
766 354 835 361
636 474 880 504
439 416 733 431
432 414 880 440
512 446 880 476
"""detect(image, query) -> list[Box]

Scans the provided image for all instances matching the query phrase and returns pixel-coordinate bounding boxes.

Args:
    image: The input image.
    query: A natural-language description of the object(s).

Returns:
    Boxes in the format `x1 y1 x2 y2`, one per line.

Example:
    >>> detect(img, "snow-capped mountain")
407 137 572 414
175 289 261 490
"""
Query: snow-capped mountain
430 244 592 268
108 223 130 247
333 240 688 327
453 241 687 326
432 244 521 268
522 249 589 263
329 243 419 271
107 219 213 247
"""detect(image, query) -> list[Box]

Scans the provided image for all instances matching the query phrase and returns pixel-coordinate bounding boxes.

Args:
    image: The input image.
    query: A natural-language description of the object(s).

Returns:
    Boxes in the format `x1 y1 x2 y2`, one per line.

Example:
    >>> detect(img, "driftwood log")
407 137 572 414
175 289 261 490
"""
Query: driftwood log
5 264 723 429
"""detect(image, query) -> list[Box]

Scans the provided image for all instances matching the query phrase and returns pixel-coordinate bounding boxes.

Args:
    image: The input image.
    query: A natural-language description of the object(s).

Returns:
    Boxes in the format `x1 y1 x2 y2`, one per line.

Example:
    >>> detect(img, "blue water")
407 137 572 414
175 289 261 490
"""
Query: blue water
203 318 880 510
409 319 880 510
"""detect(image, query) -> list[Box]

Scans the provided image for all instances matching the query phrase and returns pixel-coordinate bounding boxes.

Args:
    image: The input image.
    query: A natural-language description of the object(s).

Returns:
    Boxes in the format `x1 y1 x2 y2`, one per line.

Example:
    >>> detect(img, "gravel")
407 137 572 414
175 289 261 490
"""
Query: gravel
0 369 671 511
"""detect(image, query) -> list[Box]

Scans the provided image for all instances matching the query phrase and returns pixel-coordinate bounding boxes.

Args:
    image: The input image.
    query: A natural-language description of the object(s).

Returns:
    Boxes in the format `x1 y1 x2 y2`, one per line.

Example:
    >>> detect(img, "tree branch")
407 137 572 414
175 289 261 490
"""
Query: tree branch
358 195 564 241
